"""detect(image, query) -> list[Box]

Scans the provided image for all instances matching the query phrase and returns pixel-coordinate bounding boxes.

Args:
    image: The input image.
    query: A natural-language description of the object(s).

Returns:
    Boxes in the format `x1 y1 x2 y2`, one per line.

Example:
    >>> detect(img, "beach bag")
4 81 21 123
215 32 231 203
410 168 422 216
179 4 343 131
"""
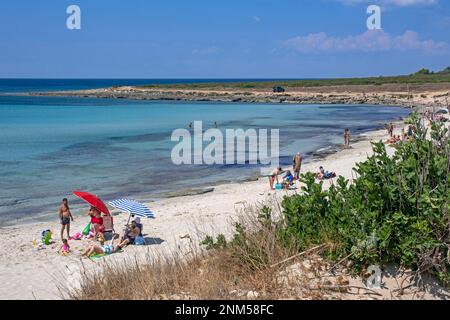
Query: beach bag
82 222 91 236
134 235 145 246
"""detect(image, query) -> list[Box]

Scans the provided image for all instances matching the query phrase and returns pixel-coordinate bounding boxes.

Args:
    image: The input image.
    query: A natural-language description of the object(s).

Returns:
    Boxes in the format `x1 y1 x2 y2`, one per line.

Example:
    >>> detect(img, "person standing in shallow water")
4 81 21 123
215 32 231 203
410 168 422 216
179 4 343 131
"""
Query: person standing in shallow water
59 198 73 240
293 152 302 180
344 128 350 148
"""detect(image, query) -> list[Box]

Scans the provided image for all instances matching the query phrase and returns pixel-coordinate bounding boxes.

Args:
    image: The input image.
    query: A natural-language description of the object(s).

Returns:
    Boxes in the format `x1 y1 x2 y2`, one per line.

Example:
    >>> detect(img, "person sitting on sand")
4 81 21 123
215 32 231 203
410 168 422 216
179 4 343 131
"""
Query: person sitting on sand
59 198 74 240
133 217 143 236
88 206 103 239
117 220 141 248
282 170 295 189
403 133 409 142
58 238 70 255
268 167 283 190
316 166 336 180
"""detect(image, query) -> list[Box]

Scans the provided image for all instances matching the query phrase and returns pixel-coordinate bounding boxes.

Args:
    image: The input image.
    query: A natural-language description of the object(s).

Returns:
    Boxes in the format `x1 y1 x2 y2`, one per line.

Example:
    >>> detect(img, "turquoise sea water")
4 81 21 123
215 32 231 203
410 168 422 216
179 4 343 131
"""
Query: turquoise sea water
0 81 410 225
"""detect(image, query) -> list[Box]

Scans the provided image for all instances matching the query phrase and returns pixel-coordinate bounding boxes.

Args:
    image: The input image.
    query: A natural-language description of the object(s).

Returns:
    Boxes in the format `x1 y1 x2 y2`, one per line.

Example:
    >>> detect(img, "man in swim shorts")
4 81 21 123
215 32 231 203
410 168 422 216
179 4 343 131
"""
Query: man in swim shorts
269 167 283 190
293 152 302 180
59 198 74 240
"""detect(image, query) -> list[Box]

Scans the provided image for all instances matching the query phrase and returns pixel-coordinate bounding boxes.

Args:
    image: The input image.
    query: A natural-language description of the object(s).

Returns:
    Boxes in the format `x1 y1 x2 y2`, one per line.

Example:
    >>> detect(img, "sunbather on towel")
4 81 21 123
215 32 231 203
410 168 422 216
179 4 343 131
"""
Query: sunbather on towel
316 166 336 180
385 135 401 145
82 243 117 257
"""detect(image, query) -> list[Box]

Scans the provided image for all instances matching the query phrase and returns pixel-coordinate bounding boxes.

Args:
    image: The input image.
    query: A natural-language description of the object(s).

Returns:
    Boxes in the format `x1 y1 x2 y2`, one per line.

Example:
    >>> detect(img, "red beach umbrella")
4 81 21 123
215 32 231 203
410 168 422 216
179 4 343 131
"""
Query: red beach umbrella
72 190 110 215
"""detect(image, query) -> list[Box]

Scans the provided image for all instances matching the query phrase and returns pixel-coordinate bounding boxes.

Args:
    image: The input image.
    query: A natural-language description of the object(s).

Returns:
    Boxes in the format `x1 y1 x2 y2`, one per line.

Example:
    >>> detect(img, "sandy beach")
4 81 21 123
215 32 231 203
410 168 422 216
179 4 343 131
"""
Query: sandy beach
2 116 449 300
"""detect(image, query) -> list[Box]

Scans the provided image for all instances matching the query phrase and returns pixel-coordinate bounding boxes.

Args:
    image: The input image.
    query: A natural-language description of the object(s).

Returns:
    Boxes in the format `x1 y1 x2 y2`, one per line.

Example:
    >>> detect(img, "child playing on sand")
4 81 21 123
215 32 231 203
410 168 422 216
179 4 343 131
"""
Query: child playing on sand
58 239 70 255
58 198 74 241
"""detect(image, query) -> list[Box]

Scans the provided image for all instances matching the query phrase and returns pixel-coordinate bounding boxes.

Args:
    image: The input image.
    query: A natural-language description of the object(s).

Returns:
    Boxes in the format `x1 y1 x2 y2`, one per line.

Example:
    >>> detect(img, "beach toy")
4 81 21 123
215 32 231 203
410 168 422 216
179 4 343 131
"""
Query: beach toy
275 183 283 190
70 231 83 240
82 222 91 236
41 229 52 245
97 233 105 245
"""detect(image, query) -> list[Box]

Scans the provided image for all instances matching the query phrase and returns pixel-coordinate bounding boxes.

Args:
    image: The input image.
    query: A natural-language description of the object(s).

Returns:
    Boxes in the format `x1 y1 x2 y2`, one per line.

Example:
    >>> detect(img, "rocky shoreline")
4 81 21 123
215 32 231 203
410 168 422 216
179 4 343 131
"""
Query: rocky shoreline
23 82 450 108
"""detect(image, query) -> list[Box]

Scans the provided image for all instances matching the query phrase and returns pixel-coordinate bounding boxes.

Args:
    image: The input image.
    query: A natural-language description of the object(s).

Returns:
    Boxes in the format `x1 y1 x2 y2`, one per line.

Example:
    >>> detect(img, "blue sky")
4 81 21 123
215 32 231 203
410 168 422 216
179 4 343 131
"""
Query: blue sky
0 0 449 78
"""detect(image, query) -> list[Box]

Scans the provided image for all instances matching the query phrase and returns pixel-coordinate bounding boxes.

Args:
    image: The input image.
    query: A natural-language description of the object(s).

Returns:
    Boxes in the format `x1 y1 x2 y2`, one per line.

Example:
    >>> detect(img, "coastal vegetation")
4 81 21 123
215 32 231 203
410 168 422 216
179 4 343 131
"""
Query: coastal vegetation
279 114 450 283
139 67 450 91
69 114 450 299
205 114 450 284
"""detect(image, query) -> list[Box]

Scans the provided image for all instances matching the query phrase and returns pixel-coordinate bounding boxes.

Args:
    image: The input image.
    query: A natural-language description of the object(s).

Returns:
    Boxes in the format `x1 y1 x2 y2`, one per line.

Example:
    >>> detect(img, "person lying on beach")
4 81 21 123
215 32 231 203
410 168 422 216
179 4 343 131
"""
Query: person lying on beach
117 220 141 247
385 135 401 145
59 198 74 240
82 242 118 258
316 166 336 180
58 239 70 255
269 167 283 190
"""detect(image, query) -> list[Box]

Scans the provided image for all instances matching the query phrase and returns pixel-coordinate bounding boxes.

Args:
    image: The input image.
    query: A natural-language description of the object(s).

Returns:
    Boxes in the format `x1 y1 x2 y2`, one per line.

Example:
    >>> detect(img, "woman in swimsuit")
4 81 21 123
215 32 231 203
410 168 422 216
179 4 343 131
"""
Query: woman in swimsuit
118 221 141 247
344 128 350 148
88 206 103 239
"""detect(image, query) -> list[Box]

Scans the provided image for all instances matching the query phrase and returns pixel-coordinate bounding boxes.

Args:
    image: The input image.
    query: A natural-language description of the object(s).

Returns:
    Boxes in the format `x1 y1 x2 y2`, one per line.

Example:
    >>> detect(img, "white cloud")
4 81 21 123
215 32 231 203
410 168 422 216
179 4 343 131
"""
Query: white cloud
252 16 261 23
284 30 449 54
336 0 438 6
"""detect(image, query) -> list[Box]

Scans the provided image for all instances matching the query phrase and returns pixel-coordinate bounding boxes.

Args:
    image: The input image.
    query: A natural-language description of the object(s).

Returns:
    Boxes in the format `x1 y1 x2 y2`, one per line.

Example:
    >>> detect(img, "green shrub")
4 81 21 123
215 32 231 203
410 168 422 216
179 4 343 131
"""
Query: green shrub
280 113 450 281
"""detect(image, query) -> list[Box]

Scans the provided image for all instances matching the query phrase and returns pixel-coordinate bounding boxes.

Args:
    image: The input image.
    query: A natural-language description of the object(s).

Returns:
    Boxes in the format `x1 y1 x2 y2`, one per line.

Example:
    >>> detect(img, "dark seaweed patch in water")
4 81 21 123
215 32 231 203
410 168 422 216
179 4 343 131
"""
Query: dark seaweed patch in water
0 199 23 207
0 160 21 166
36 141 132 161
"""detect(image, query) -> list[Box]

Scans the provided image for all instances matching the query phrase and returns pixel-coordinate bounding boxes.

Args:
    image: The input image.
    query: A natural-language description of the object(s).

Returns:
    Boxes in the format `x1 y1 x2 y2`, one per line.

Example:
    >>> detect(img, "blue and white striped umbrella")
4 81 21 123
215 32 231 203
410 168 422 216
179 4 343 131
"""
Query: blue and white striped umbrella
109 199 155 219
